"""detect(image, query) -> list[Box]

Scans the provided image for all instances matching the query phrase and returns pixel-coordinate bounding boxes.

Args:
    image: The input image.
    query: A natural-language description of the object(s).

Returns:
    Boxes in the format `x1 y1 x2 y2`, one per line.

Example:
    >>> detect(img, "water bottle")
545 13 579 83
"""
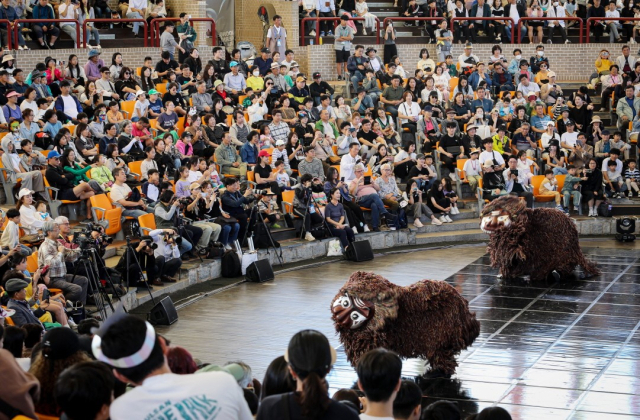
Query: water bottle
319 36 323 45
310 39 314 45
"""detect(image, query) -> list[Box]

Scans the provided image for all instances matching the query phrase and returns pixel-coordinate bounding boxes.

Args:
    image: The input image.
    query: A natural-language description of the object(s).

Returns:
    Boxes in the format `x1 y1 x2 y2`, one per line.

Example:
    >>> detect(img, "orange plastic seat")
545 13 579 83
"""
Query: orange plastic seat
89 194 123 236
138 213 156 234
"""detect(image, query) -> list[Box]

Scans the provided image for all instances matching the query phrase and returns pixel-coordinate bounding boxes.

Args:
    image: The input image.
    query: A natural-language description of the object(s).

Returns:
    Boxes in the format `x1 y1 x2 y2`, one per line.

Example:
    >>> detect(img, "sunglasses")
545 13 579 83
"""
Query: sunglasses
124 72 131 75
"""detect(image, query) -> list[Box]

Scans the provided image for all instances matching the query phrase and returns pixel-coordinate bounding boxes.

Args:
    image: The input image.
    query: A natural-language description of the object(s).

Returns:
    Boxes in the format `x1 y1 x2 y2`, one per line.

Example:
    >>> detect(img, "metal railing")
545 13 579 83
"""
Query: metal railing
299 16 380 46
149 17 216 48
83 18 148 48
0 20 12 50
382 16 446 34
586 17 640 44
16 19 80 48
450 17 515 43
517 16 584 43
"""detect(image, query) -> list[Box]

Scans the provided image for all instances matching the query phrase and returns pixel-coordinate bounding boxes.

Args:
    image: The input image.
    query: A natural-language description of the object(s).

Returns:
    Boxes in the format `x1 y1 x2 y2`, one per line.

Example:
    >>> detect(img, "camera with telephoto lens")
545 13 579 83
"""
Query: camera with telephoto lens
163 231 182 246
141 238 158 251
254 189 269 195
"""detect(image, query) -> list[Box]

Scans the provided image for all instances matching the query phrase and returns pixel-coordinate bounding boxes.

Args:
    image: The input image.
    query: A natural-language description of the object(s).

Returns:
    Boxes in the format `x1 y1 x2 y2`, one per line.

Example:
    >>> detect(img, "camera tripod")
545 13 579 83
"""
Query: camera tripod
242 200 284 267
296 187 332 241
71 247 122 321
175 211 204 263
124 236 157 307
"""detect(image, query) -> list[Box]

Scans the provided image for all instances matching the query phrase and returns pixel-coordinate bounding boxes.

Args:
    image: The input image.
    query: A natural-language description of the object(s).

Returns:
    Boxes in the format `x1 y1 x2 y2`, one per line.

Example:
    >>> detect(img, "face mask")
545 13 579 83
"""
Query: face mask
477 112 484 118
553 1 558 5
253 71 259 76
537 51 544 57
515 54 522 60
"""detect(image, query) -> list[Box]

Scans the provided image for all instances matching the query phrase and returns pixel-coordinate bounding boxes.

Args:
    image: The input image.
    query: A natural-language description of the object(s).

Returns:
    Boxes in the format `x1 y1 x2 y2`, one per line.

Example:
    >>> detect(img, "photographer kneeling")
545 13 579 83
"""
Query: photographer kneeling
294 173 325 241
117 230 181 291
154 190 203 260
37 221 89 306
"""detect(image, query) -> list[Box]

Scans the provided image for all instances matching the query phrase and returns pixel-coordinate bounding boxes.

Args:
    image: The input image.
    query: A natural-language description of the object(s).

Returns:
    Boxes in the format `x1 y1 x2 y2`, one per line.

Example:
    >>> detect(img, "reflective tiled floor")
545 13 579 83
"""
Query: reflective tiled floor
160 242 640 419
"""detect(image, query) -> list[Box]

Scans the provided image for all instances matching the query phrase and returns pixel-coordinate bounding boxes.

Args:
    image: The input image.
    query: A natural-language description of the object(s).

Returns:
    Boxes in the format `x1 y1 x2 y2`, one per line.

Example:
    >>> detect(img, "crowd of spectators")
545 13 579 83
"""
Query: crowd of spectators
0 315 515 420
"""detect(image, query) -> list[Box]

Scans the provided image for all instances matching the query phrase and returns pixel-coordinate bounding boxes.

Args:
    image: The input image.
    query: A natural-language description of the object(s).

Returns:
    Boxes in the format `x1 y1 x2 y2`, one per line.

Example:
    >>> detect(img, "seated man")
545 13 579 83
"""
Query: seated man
349 163 396 232
220 176 255 246
31 0 60 49
37 220 89 305
5 278 44 328
110 167 150 218
214 132 248 177
356 348 402 419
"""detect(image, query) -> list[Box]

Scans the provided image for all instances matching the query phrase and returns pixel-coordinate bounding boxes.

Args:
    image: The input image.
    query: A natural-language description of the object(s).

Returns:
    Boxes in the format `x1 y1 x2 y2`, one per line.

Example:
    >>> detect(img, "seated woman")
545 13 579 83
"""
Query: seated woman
45 150 95 220
201 181 240 250
60 148 93 187
17 190 52 235
324 166 367 233
1 137 46 199
325 187 356 251
275 95 298 125
426 180 453 224
393 142 417 181
115 67 142 101
90 154 115 192
403 179 442 228
545 143 567 175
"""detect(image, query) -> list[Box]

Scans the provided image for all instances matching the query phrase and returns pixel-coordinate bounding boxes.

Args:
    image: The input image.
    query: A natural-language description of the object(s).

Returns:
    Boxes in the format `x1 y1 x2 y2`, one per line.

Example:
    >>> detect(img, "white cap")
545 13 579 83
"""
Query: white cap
18 188 34 199
136 90 146 97
276 139 285 146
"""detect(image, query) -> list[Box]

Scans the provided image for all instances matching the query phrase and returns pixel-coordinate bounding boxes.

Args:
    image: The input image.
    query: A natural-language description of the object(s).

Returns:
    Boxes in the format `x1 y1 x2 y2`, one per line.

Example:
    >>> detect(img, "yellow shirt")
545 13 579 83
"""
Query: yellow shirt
24 277 53 324
595 58 614 74
246 76 265 92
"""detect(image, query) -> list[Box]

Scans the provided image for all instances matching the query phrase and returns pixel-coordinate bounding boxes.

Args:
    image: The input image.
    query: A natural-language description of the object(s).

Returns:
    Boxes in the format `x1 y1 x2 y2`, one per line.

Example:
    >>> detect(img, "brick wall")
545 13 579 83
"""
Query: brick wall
11 47 214 73
292 42 622 82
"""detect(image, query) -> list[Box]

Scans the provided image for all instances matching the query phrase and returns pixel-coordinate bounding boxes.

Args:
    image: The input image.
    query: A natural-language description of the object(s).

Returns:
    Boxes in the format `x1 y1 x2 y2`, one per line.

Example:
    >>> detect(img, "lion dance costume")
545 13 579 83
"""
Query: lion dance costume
480 196 599 281
331 271 480 377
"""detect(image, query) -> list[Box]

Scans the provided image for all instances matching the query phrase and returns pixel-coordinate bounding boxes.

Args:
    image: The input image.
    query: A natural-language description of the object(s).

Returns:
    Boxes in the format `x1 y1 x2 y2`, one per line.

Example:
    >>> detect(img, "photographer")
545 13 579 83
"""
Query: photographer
220 176 255 244
293 174 325 241
183 183 222 250
153 190 202 260
503 156 534 208
37 221 88 305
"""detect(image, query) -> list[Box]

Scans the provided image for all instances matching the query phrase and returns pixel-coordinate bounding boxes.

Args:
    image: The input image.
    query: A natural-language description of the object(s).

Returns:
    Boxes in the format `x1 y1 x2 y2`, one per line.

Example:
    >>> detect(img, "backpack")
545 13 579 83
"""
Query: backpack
598 201 612 217
221 250 241 277
123 218 141 238
34 131 51 150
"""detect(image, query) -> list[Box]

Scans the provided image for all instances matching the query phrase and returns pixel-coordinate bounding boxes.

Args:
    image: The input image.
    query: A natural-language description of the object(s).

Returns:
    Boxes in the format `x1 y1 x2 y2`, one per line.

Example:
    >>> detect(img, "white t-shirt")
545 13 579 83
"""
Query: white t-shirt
602 157 623 174
110 372 252 420
188 170 202 183
61 95 78 119
509 3 520 24
110 182 132 207
134 99 149 119
398 101 421 125
463 158 481 176
479 150 505 167
560 131 578 149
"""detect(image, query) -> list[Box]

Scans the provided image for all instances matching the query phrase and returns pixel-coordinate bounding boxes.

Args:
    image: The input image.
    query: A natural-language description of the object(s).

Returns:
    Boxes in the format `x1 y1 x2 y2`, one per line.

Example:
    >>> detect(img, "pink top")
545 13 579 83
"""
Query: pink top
176 139 193 156
45 68 63 85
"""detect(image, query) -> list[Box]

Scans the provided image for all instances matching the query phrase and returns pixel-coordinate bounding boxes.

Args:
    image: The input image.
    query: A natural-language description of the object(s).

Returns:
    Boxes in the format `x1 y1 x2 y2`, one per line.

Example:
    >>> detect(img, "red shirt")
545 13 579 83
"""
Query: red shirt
132 124 150 138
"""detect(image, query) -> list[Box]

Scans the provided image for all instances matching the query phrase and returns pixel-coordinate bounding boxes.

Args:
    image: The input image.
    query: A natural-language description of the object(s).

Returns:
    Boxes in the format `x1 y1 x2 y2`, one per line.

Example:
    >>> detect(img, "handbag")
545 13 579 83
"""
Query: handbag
215 215 238 224
327 239 343 256
19 234 43 245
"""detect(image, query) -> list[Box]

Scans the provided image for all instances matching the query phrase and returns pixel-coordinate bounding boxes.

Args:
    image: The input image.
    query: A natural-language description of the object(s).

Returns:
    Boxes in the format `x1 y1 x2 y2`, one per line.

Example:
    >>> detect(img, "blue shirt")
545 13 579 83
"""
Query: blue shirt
240 142 258 164
626 97 637 119
530 114 551 133
43 121 62 138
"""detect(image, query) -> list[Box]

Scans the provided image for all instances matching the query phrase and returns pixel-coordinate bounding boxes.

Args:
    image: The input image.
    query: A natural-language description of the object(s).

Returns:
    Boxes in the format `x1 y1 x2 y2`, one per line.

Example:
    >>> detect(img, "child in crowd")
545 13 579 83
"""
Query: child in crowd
0 208 32 255
605 160 625 198
271 140 292 175
462 148 482 193
498 97 514 121
175 166 192 198
516 150 538 188
562 165 585 214
90 154 115 192
442 178 459 215
539 169 563 211
43 110 62 138
35 201 49 220
624 159 640 197
274 160 292 190
512 90 526 107
258 190 282 229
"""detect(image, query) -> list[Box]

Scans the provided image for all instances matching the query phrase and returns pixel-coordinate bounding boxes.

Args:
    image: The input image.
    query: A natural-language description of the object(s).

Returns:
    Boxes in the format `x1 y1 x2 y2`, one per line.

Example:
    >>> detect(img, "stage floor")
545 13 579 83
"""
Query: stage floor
158 240 640 419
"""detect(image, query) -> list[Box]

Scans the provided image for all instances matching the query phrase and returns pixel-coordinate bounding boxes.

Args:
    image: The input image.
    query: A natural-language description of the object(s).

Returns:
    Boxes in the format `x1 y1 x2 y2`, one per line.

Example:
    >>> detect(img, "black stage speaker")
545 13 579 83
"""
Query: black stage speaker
246 259 275 283
346 240 374 262
148 296 178 325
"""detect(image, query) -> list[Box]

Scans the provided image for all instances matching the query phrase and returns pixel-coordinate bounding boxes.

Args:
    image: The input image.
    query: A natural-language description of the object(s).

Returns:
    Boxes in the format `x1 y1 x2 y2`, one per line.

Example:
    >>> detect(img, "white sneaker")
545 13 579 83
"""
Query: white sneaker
632 38 637 44
413 219 424 228
439 215 447 223
67 317 77 327
363 225 370 232
450 207 460 215
224 244 232 251
574 206 580 212
305 232 316 241
431 217 443 226
565 39 571 44
587 208 593 217
445 215 453 223
592 207 598 217
362 28 367 35
449 172 457 181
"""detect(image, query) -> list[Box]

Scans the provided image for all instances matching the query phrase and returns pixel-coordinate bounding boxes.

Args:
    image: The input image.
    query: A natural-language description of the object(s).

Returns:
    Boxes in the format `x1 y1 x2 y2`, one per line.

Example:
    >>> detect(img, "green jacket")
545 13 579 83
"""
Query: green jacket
90 165 114 191
63 163 91 186
176 22 197 43
562 174 582 193
314 120 339 139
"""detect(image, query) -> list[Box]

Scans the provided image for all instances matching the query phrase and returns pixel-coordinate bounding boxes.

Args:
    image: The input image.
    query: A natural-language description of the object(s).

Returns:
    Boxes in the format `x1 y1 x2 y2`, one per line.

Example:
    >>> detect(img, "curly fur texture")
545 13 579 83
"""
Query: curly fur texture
481 196 600 281
332 271 480 376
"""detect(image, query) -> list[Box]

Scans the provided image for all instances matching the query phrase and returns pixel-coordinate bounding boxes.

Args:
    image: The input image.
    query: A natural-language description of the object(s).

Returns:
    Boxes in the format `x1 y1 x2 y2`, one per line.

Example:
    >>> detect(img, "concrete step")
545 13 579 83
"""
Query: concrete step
414 228 487 245
413 219 480 234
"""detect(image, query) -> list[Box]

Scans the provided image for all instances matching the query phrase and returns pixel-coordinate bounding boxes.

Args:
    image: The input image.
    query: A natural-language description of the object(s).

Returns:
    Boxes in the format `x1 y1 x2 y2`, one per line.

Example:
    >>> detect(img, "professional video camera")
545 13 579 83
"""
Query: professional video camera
73 222 113 250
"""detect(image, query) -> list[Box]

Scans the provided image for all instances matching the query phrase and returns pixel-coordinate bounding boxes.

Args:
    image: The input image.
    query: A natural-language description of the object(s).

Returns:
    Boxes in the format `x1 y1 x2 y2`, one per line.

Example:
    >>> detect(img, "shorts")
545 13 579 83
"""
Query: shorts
335 49 350 63
59 188 79 201
529 22 543 28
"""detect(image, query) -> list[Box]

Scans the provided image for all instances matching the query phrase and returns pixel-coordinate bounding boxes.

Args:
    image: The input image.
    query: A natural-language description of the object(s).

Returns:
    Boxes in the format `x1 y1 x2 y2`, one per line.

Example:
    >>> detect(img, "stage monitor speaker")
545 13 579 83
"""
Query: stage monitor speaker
346 240 374 262
148 296 178 325
246 259 275 283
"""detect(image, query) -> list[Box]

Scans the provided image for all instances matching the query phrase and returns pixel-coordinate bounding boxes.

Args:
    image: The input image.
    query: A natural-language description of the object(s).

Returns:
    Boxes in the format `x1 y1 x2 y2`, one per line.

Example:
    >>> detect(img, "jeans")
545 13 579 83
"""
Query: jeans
179 224 202 254
563 190 581 208
127 12 143 35
608 23 621 42
0 27 25 47
84 26 100 46
61 25 80 46
357 193 388 228
385 105 399 118
50 274 89 305
304 11 317 34
94 5 112 18
219 223 240 246
505 24 527 42
350 70 365 93
122 208 150 219
553 167 568 175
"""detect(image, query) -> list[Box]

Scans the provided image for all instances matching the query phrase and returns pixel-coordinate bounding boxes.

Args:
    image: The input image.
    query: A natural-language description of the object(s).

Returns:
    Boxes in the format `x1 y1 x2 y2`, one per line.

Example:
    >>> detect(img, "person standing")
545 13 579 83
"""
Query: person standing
266 14 287 59
334 15 354 82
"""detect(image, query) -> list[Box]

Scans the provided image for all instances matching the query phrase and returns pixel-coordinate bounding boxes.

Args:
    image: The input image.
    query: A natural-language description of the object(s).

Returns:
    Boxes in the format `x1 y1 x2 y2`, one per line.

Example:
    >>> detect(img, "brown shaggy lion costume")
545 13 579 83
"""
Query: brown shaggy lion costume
331 271 480 377
480 195 599 281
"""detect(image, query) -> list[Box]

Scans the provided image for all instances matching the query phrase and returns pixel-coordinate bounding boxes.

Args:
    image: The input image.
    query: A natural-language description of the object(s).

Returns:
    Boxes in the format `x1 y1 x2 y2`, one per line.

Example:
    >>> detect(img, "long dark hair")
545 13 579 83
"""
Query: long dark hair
261 356 295 400
286 330 333 419
140 66 154 91
326 166 339 184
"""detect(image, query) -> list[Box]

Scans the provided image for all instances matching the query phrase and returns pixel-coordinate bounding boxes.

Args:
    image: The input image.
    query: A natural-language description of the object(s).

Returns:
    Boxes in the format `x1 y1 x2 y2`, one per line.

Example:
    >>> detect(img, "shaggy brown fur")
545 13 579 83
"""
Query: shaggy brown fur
481 196 600 281
332 271 480 376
